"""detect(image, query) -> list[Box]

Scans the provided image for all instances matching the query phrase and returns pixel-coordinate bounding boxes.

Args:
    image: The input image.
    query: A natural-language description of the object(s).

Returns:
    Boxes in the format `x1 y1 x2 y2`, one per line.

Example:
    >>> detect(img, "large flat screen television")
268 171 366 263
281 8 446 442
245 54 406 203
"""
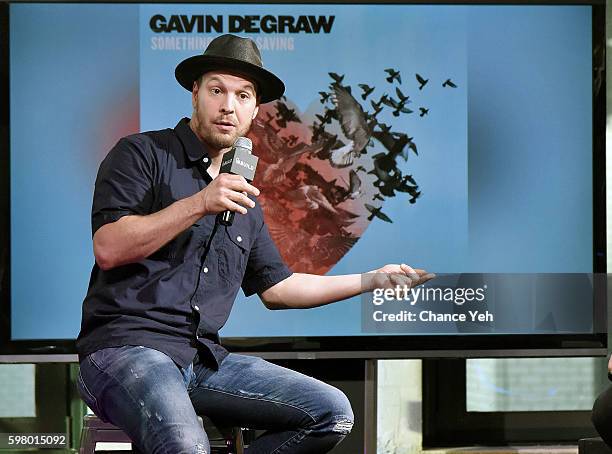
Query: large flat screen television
0 0 606 358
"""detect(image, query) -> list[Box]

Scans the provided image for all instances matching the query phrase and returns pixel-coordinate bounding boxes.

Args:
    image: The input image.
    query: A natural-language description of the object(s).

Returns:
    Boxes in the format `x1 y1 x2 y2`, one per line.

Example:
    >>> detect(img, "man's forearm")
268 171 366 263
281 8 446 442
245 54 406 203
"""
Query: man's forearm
93 195 203 270
261 272 365 309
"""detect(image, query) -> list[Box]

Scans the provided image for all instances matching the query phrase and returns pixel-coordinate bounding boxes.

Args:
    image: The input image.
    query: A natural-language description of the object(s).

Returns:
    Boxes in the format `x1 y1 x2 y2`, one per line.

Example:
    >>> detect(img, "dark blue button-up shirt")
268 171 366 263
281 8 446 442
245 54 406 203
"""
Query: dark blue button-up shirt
76 118 293 369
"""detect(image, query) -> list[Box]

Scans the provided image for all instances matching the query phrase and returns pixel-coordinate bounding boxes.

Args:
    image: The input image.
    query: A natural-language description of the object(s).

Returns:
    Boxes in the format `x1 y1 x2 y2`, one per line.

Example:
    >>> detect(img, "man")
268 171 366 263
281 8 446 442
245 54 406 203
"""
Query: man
76 34 433 454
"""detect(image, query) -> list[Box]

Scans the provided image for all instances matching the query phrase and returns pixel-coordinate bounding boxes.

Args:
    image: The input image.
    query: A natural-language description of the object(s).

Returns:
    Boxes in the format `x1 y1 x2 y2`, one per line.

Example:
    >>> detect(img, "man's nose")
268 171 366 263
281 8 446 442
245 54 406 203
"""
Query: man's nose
220 94 235 113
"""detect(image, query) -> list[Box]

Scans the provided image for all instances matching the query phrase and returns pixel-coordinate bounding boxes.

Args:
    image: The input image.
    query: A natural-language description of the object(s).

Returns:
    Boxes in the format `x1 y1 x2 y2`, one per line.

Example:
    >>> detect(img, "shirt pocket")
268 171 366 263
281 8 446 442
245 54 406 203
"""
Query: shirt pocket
218 223 249 284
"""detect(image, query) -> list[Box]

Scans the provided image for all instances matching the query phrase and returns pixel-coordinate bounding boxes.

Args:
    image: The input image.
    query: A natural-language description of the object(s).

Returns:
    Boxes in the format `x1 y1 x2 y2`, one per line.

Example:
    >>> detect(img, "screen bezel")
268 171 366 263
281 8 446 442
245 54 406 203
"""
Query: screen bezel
0 0 606 359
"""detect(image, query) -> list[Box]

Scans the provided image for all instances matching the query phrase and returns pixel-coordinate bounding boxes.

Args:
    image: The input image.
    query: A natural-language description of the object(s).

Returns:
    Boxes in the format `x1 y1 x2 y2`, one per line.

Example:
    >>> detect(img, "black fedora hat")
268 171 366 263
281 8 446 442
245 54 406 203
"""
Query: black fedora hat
175 34 285 103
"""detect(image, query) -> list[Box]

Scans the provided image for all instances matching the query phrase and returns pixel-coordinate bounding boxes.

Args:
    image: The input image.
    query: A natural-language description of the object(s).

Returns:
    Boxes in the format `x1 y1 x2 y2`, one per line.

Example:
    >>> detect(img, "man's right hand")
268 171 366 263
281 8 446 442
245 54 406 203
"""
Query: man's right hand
196 173 260 216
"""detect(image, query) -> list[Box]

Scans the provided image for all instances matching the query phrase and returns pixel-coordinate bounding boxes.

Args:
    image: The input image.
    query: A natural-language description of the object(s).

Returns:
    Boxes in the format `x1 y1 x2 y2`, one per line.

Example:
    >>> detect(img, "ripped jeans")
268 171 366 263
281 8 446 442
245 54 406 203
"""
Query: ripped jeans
76 345 354 454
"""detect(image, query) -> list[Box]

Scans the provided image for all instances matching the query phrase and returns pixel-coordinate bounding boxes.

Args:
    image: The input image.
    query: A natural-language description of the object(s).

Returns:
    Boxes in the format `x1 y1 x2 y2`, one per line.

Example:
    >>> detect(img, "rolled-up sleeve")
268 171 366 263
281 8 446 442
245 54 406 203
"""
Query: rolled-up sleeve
241 219 293 297
91 136 156 237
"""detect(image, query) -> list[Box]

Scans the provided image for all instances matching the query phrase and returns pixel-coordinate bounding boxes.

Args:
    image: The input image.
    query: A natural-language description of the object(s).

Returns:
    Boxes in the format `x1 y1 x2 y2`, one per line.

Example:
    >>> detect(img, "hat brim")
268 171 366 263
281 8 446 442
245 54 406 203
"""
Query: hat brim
175 55 285 104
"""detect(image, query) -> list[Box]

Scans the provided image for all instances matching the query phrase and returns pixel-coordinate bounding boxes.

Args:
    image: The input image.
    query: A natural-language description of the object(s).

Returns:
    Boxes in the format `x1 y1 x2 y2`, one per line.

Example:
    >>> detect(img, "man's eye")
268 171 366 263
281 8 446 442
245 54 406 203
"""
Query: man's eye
211 88 221 95
240 93 250 100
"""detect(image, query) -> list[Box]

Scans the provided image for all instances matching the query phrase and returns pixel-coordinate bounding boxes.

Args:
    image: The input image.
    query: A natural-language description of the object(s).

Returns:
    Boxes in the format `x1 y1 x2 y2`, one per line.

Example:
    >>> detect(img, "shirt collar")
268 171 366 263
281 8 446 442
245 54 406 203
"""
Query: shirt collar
175 117 211 165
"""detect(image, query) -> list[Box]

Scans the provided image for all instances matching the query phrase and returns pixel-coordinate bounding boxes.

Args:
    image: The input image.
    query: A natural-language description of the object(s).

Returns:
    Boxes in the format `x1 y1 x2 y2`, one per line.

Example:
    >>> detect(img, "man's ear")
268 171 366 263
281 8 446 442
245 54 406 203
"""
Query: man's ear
191 81 199 109
252 104 259 120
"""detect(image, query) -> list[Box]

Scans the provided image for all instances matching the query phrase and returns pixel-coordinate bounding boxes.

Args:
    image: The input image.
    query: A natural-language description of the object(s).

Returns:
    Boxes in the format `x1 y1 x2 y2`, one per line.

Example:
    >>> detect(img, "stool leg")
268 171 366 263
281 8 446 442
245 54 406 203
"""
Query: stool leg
233 427 244 454
79 426 96 454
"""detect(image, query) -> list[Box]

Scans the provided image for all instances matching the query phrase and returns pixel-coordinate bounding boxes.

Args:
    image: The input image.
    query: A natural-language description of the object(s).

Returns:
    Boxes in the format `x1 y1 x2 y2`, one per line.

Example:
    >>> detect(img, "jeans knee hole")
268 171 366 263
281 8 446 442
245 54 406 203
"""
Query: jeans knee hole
331 417 353 434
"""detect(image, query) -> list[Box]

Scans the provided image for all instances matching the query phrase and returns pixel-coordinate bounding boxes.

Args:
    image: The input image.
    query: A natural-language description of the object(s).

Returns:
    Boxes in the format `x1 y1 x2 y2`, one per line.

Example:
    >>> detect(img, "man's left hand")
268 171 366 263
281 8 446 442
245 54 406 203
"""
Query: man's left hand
365 263 435 291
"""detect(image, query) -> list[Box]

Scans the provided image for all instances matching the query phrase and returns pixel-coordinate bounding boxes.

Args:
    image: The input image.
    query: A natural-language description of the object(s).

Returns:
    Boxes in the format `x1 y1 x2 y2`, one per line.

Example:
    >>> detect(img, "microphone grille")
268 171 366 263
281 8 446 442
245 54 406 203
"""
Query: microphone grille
234 137 252 153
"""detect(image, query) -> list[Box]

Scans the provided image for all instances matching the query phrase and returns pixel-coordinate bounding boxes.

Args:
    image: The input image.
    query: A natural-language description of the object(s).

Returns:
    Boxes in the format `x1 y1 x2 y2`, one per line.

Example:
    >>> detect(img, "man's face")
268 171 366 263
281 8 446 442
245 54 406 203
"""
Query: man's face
191 70 259 152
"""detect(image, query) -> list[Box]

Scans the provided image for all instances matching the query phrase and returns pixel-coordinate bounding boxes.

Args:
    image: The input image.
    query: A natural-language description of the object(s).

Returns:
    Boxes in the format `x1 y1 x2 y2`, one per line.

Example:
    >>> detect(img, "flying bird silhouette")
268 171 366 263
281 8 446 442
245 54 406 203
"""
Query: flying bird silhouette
416 73 429 90
339 169 364 200
419 107 429 117
274 101 301 128
287 185 339 214
286 134 299 146
395 87 409 103
315 111 334 125
372 130 415 160
368 101 383 118
262 142 321 183
311 131 343 161
392 132 417 155
381 90 413 117
367 155 397 184
381 96 397 109
358 84 375 100
315 235 359 259
369 95 388 118
319 91 331 103
378 122 391 133
329 85 374 167
381 95 413 117
311 121 326 142
442 79 457 88
384 68 401 84
263 112 277 127
329 72 345 86
365 203 393 223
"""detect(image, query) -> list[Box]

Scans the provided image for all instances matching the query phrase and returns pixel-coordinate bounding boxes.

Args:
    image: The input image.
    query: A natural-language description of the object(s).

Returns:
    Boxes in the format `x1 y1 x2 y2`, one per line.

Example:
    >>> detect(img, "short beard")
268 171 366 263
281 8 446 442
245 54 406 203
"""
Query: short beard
194 109 252 151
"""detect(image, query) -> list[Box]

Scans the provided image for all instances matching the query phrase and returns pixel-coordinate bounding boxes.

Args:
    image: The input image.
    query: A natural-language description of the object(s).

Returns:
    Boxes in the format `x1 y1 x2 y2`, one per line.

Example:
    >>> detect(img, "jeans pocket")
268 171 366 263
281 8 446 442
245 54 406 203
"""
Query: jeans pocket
77 366 108 422
88 345 133 372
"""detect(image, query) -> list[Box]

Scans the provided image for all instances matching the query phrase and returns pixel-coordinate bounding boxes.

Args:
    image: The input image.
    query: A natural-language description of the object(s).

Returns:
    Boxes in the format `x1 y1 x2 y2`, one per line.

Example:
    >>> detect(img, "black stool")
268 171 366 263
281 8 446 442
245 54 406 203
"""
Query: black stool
79 414 244 454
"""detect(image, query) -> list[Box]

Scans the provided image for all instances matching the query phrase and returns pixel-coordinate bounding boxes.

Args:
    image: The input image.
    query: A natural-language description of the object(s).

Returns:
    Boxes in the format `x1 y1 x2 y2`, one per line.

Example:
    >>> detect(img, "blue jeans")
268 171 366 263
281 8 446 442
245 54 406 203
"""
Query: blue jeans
77 345 354 454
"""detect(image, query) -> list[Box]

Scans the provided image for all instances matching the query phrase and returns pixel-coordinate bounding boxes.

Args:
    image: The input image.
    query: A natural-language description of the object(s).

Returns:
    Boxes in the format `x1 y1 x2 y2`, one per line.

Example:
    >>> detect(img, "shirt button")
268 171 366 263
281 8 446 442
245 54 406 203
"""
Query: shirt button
203 157 209 163
203 267 209 273
194 305 199 311
236 236 242 243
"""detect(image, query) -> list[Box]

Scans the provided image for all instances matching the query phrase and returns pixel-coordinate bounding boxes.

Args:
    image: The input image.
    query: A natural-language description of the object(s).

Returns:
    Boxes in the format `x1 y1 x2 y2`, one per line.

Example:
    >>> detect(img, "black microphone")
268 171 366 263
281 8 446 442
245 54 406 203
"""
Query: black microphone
217 137 258 226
